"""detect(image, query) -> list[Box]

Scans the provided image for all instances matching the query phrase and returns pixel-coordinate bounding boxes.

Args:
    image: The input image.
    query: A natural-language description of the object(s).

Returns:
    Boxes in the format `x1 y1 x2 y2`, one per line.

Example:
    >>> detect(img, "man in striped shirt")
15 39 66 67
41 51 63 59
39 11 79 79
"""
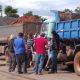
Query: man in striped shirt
26 34 34 68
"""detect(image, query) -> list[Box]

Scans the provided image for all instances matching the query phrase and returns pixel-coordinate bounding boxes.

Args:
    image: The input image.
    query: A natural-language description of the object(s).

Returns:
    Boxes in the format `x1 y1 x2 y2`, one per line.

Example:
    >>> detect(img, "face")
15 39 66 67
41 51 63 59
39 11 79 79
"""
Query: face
27 34 30 38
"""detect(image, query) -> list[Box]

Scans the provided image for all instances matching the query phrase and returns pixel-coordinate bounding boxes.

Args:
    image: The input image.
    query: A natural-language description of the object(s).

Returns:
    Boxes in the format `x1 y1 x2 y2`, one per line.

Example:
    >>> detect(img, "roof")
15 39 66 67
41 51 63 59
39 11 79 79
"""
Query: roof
0 17 17 26
11 16 40 25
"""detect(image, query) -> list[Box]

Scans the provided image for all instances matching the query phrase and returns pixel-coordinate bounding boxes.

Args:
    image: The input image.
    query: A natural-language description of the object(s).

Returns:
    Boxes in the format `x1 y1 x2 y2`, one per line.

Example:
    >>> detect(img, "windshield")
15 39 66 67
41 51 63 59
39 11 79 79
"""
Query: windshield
41 23 48 32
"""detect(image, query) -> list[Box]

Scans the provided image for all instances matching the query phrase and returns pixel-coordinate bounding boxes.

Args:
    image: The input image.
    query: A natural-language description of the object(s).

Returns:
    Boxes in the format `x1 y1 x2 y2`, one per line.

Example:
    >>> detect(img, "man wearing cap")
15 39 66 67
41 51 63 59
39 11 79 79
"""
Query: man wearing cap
34 33 48 75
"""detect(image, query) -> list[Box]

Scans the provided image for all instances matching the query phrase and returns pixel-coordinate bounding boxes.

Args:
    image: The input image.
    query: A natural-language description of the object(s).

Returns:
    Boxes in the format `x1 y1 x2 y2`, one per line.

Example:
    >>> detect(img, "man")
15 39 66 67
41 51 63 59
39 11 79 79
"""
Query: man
26 34 34 68
34 33 48 75
14 32 27 74
48 31 60 74
8 34 16 72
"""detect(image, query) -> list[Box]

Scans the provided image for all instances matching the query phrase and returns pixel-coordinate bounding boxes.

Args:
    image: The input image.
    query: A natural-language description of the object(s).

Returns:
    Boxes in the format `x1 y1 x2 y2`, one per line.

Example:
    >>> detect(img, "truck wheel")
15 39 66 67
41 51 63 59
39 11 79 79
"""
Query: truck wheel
74 51 80 76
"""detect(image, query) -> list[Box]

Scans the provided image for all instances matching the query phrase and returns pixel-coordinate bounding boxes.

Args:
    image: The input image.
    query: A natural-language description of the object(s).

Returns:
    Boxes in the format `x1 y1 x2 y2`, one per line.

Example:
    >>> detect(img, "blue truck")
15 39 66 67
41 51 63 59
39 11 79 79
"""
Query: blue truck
41 11 80 76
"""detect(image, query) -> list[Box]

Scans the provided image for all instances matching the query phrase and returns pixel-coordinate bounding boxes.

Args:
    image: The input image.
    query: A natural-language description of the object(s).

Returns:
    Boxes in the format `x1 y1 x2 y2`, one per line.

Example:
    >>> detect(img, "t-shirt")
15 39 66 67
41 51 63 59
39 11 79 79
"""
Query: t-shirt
26 39 34 52
14 37 26 54
34 37 48 54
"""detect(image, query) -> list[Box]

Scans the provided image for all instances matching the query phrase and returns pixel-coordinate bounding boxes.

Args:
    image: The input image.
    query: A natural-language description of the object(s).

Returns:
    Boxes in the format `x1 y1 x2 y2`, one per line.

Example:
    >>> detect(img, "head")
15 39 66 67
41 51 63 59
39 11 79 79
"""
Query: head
51 30 59 38
27 33 33 39
18 32 23 38
29 33 33 39
52 30 56 35
9 34 14 40
34 32 40 38
40 33 45 37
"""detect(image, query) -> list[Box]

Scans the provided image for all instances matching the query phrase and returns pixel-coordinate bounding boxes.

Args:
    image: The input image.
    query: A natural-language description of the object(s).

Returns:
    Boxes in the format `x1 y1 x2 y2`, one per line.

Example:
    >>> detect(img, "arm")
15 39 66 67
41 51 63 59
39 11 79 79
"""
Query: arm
45 39 48 49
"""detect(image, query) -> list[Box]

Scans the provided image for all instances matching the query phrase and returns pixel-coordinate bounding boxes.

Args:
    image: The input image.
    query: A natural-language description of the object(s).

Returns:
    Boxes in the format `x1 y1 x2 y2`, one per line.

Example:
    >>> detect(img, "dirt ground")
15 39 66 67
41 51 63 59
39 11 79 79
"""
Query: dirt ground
0 65 80 80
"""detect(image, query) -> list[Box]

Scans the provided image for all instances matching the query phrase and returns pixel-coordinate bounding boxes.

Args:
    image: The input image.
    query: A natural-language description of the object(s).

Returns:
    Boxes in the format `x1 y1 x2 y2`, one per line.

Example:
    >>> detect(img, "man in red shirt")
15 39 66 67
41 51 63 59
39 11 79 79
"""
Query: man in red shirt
34 33 48 75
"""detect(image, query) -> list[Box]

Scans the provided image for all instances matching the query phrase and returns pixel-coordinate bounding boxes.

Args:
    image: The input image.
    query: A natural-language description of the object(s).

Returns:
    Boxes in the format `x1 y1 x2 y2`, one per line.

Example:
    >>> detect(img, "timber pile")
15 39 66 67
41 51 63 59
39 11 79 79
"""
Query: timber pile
60 12 80 21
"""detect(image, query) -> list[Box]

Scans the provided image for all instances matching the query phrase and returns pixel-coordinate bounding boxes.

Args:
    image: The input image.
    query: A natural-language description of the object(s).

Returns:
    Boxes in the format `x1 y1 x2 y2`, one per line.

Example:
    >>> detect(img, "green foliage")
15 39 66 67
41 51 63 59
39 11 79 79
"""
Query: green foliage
10 13 19 18
63 7 80 14
4 6 19 18
63 9 73 13
23 11 33 16
23 11 46 22
75 7 80 14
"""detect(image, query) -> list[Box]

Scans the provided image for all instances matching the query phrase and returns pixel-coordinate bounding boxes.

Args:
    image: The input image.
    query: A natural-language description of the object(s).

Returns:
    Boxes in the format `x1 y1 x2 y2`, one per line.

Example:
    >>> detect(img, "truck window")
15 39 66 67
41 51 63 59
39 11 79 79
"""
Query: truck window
41 23 48 32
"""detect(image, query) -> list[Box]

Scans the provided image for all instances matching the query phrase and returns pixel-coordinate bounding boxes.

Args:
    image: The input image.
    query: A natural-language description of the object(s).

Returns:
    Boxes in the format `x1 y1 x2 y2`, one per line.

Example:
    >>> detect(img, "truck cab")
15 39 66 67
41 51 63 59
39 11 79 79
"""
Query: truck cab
41 19 56 39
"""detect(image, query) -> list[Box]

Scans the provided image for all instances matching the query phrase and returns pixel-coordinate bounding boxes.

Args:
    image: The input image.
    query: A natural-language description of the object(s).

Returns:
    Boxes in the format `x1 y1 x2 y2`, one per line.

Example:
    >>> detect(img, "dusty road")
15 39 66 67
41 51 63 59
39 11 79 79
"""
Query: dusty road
0 65 80 80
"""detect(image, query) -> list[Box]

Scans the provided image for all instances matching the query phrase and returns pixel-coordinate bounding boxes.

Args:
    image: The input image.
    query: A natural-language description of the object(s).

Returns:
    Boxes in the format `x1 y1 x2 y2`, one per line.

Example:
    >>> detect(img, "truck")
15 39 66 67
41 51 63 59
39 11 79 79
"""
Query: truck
41 11 80 76
0 24 23 62
0 22 42 61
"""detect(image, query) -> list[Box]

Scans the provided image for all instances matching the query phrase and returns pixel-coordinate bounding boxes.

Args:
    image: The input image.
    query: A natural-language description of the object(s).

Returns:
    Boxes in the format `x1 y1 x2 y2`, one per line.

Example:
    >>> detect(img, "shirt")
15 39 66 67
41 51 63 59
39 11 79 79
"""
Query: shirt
34 37 48 54
26 38 34 52
8 39 15 53
14 37 26 54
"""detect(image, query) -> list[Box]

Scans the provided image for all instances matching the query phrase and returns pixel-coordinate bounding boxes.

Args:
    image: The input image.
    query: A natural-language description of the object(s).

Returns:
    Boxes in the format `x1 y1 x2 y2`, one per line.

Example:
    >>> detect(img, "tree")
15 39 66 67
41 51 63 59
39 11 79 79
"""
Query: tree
75 7 80 14
34 15 46 22
4 6 19 18
63 9 73 13
23 11 33 16
23 11 46 22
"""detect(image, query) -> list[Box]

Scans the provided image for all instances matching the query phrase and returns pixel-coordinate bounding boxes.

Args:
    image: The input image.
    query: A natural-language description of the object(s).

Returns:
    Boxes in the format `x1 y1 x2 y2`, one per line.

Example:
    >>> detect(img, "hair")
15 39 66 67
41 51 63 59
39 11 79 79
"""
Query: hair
40 33 45 37
29 33 33 39
51 30 59 38
9 34 14 40
18 32 23 37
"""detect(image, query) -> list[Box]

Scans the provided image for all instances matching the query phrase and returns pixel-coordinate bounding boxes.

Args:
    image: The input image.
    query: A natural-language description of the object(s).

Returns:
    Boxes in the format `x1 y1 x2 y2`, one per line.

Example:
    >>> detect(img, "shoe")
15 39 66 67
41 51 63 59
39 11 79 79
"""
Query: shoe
11 69 15 72
27 65 30 68
9 70 11 72
44 67 49 71
35 72 38 75
38 72 43 75
48 71 55 74
23 70 27 73
18 71 23 74
54 71 57 73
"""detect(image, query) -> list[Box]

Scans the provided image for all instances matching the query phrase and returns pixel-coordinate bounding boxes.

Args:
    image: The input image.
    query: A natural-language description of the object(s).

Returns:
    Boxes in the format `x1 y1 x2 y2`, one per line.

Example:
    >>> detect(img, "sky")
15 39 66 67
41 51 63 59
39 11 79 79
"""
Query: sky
0 0 80 18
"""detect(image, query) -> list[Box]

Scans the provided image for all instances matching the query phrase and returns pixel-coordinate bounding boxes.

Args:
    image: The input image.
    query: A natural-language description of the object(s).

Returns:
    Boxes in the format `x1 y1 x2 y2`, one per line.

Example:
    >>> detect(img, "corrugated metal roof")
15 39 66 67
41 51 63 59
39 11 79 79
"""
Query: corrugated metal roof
0 17 17 26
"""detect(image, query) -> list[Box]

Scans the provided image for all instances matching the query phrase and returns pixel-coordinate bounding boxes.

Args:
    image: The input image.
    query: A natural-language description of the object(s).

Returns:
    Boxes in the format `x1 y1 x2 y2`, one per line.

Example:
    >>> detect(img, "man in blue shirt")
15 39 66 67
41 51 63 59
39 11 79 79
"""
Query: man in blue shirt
14 32 27 74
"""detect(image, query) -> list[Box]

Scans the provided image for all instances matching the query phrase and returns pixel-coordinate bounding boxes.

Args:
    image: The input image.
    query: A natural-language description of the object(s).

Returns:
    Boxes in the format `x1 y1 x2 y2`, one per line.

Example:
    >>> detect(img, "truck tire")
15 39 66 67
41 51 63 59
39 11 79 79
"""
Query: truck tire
74 51 80 76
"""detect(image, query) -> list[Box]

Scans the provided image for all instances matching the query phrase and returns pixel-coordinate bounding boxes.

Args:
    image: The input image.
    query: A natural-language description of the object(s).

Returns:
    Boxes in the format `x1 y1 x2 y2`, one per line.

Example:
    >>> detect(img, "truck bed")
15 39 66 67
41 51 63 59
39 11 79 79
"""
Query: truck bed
56 19 80 39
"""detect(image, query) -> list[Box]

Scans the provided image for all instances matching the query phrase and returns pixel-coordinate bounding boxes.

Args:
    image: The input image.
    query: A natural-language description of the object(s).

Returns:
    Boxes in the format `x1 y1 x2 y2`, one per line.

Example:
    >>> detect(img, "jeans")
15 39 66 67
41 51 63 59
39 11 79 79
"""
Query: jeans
27 52 32 67
16 53 27 73
48 49 53 59
9 53 16 72
50 50 58 72
35 54 45 74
